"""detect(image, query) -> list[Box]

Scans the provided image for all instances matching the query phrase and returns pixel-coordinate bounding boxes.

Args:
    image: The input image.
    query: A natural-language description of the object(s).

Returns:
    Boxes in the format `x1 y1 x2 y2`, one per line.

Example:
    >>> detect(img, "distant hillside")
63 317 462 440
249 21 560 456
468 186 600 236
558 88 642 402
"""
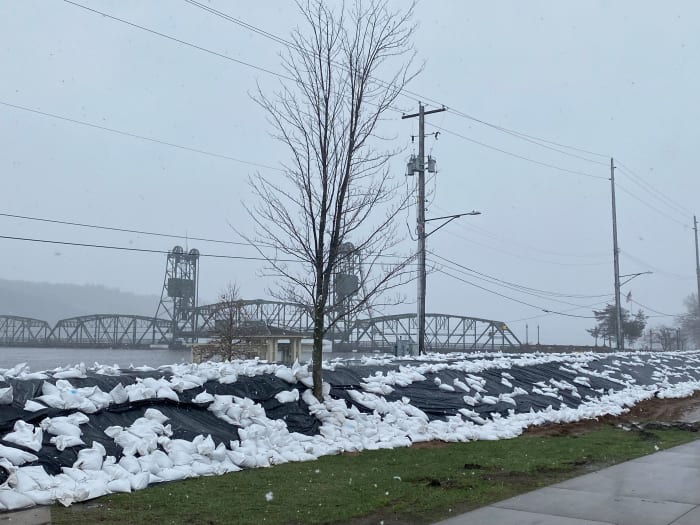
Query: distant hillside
0 279 161 324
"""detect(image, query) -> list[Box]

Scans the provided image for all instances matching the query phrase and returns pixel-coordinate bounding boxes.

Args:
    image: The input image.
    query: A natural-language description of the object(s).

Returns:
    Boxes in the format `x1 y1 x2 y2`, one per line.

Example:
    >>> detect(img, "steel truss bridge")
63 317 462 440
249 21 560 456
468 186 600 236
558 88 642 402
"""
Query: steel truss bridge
0 314 171 348
0 301 520 351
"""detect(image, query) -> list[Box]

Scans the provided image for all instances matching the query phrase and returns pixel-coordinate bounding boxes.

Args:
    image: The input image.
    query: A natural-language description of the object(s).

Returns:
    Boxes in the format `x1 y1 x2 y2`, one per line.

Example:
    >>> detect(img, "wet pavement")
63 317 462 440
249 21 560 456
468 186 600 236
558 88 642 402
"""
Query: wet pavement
434 439 700 525
0 507 50 525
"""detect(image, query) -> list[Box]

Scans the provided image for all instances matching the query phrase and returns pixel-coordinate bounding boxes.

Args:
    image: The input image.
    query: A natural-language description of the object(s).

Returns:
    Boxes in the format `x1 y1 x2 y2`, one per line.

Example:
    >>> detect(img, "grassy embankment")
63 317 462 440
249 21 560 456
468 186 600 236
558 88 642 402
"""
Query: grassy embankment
52 424 697 525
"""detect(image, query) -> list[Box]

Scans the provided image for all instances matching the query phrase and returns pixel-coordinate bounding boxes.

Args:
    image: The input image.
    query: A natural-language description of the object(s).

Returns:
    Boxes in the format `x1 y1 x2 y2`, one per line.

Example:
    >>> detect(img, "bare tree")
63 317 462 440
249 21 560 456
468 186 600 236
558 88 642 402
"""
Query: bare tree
213 283 244 361
678 294 700 348
246 0 419 398
653 325 678 351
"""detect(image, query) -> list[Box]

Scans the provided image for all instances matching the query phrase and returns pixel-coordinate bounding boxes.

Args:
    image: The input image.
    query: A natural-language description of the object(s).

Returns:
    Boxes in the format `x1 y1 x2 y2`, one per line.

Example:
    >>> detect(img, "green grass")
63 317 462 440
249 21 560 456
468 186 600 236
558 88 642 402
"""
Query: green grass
52 425 697 525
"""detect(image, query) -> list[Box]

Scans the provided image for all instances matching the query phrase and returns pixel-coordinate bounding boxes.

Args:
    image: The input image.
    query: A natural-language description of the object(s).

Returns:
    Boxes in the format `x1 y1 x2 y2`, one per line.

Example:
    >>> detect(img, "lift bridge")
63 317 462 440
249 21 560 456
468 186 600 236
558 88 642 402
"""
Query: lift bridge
0 246 520 351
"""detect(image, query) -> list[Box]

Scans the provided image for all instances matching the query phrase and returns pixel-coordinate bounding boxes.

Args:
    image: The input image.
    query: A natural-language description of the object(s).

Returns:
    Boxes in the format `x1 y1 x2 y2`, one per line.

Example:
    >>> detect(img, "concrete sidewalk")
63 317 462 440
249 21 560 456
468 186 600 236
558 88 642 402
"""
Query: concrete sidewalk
434 439 700 525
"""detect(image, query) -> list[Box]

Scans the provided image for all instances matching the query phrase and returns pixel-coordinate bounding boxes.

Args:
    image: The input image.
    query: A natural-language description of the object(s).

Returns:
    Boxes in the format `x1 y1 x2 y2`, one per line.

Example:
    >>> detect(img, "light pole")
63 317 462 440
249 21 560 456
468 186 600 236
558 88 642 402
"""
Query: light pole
618 271 652 348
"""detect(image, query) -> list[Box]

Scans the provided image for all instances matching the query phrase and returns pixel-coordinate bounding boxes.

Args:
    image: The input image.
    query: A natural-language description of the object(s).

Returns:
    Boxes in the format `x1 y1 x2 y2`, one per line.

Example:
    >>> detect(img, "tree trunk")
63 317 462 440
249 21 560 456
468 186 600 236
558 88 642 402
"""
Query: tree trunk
312 305 325 400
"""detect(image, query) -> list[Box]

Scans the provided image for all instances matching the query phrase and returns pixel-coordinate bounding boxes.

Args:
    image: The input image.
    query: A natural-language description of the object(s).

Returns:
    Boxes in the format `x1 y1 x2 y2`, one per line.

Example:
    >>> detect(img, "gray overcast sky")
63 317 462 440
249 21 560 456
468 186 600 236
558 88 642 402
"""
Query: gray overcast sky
1 1 698 345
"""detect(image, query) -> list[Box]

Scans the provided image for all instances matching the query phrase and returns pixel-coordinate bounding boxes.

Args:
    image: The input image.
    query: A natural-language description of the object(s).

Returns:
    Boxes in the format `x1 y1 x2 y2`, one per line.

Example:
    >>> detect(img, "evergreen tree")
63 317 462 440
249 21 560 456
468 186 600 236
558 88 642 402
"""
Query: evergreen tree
588 303 647 347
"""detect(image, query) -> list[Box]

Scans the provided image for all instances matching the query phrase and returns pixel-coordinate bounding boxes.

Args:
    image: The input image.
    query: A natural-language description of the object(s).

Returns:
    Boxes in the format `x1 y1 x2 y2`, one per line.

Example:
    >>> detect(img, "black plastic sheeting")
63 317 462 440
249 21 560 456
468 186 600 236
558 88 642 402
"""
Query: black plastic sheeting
2 353 700 477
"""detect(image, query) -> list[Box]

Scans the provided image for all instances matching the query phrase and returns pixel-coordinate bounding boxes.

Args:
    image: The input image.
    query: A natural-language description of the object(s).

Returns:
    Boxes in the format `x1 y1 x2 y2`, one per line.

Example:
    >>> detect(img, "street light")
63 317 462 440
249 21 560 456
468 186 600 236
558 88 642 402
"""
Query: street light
424 211 481 238
620 271 652 287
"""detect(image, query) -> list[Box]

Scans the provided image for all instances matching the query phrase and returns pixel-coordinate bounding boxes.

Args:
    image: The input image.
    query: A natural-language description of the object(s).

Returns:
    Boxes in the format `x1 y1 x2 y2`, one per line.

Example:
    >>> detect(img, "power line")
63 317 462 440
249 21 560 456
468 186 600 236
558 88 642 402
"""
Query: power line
182 0 610 161
429 251 610 299
62 0 607 182
63 0 294 83
616 162 693 219
429 256 603 308
431 204 609 261
434 268 598 318
615 182 690 228
0 211 256 247
0 210 408 260
628 298 675 317
440 226 610 268
0 234 298 262
506 299 612 324
430 125 607 180
445 108 610 162
0 100 282 171
620 250 694 281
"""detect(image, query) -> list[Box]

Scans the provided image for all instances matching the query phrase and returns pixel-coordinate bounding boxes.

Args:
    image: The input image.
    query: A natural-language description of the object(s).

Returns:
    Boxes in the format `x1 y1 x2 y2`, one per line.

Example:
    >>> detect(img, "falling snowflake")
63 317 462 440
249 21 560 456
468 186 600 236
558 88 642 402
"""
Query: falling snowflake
265 491 274 502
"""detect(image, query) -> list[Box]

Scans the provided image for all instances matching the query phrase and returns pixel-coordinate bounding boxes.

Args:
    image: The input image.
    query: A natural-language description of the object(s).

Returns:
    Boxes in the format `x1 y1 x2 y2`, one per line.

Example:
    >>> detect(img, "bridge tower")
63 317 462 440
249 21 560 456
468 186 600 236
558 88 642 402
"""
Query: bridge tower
155 246 200 345
330 242 361 349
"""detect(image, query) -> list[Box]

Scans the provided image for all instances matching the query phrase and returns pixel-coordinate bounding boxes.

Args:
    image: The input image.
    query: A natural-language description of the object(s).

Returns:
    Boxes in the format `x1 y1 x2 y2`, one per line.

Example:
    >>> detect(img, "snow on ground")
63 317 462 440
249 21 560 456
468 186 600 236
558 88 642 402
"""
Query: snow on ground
0 350 699 510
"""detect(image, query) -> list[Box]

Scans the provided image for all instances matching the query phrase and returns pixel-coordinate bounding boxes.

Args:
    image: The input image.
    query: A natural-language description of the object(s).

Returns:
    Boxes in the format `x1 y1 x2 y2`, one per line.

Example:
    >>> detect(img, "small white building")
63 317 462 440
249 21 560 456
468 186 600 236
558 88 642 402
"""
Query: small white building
192 322 305 363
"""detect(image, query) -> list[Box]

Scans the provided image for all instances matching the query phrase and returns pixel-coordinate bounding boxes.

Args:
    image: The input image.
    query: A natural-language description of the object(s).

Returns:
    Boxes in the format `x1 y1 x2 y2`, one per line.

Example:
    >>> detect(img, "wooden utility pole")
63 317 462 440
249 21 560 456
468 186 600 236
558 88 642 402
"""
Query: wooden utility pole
610 157 624 350
694 215 700 313
402 103 445 355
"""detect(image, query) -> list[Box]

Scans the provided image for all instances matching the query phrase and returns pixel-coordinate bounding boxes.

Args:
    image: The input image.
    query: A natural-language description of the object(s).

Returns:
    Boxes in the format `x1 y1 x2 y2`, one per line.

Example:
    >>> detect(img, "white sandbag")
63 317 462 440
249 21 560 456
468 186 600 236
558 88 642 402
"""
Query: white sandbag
61 467 89 483
87 389 112 410
149 450 173 470
218 374 238 384
274 367 297 384
109 383 128 404
51 435 85 451
4 421 43 452
118 456 141 474
41 381 59 396
0 489 35 510
45 420 82 438
0 444 38 466
56 486 89 507
103 464 131 480
107 478 132 493
104 425 123 438
8 470 39 493
129 472 150 491
137 455 160 475
195 435 216 457
156 387 179 402
275 389 300 403
191 461 217 476
53 364 87 379
66 412 90 426
163 438 196 455
157 467 188 482
136 435 159 457
22 489 54 506
17 466 53 491
193 391 214 404
0 386 13 405
211 443 228 462
169 380 200 393
144 408 169 424
168 450 193 466
33 394 64 409
73 443 105 471
83 481 110 501
23 400 46 412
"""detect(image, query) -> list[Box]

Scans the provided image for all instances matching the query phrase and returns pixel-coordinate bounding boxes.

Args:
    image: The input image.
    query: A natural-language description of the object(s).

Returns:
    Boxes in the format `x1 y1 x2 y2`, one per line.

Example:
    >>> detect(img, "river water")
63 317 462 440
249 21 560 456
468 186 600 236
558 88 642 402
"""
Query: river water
0 347 192 371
